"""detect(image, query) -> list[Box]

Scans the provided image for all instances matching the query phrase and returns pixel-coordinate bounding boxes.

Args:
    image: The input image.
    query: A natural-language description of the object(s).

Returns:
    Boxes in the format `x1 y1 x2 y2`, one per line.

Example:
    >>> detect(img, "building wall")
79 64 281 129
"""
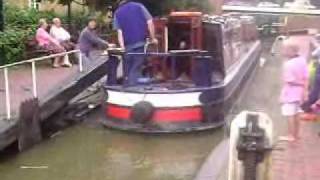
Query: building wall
6 0 87 14
7 0 29 8
39 0 86 14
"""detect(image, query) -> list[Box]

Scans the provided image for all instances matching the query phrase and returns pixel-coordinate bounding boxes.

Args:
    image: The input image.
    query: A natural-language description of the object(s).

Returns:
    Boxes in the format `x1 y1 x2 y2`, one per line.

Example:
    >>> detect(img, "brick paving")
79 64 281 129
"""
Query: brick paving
0 64 79 119
272 121 320 180
0 51 107 120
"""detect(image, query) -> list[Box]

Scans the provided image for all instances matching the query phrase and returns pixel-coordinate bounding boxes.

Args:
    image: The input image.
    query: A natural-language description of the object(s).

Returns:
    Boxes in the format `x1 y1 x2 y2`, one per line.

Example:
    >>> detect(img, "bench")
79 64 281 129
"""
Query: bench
23 38 78 66
24 38 51 59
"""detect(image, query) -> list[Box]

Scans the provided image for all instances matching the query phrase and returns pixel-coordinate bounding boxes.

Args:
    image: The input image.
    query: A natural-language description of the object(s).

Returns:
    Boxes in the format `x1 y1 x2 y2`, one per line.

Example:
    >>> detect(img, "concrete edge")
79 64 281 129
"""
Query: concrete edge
194 139 230 180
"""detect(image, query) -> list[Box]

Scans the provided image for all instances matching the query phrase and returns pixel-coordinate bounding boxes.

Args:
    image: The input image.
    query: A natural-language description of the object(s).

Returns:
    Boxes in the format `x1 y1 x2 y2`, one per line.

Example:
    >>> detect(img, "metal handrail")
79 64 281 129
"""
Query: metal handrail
1 50 82 120
0 50 80 69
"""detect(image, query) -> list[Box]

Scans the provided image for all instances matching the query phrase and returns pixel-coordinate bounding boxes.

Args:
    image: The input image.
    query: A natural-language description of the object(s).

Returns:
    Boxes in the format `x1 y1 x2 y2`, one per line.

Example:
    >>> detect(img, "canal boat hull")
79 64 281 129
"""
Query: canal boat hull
101 41 261 133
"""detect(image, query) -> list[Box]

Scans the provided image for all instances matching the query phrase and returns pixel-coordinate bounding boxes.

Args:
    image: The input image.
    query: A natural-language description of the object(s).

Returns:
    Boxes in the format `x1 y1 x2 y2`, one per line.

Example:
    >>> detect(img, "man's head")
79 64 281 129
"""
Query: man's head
52 18 62 27
87 17 97 30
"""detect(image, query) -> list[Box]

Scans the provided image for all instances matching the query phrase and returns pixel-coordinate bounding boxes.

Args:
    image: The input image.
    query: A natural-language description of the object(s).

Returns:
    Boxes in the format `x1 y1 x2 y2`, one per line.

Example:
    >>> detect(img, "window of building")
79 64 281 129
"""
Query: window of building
29 0 41 10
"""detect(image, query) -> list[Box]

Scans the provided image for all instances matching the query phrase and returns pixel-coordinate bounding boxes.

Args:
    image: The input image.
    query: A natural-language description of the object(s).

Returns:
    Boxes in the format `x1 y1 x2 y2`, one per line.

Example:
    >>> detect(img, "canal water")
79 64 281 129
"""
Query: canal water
0 116 224 180
0 38 284 180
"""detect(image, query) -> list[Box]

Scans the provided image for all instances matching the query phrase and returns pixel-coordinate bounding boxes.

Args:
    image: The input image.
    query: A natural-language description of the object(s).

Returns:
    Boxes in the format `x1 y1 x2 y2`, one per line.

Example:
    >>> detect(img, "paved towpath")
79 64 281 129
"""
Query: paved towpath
0 64 79 120
272 121 320 180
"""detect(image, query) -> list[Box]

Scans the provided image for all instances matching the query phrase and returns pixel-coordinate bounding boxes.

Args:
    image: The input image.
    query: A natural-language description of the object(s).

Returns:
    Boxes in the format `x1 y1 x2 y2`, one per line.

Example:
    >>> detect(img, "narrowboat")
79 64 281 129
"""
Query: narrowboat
102 12 262 133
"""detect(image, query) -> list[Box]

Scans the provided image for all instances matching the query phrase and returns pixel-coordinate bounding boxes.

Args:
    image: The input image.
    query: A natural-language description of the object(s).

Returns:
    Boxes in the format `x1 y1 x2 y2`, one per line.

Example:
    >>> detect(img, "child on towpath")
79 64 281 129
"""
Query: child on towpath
280 39 309 142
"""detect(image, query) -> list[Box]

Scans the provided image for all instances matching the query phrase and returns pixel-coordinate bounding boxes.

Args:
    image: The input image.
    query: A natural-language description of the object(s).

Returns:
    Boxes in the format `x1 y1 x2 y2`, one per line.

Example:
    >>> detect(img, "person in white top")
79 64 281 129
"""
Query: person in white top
50 18 75 67
50 18 75 50
50 19 70 41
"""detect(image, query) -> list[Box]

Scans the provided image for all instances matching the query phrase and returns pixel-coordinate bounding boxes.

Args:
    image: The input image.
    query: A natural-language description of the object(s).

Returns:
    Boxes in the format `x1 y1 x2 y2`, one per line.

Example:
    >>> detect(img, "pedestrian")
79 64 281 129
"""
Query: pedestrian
280 39 309 142
113 0 157 86
78 17 119 85
301 35 320 114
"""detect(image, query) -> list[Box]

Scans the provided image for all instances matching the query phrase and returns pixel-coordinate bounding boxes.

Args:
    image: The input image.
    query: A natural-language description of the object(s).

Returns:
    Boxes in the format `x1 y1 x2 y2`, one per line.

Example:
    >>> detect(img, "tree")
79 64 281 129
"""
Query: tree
0 0 3 31
48 0 117 28
50 0 117 12
135 0 212 16
50 0 212 19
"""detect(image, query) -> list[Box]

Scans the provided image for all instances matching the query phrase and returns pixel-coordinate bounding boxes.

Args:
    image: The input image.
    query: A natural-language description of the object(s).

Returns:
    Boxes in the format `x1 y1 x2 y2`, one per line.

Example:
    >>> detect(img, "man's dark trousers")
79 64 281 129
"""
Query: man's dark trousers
123 46 145 86
106 55 120 86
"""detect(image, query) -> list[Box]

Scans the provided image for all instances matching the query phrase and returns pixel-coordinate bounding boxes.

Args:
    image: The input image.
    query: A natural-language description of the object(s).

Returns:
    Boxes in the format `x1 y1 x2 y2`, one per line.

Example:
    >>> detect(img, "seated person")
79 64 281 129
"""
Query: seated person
78 17 119 85
50 18 75 51
36 18 70 68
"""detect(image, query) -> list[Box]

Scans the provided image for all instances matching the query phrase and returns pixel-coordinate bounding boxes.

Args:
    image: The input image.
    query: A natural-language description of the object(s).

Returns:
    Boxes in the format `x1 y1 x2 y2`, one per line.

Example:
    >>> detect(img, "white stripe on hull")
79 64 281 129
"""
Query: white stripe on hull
107 91 202 107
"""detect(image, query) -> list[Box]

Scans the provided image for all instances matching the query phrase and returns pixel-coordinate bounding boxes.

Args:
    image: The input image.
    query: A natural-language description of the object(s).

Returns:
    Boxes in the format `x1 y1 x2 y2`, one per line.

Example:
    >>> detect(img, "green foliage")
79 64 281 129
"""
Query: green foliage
0 29 27 64
49 0 118 12
0 0 213 65
51 0 212 16
0 5 61 65
136 0 212 16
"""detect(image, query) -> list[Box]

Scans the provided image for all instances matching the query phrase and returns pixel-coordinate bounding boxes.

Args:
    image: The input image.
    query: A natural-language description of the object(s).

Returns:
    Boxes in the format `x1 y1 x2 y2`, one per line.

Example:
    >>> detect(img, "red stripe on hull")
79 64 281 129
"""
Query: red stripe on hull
106 104 131 120
106 104 203 123
153 108 202 122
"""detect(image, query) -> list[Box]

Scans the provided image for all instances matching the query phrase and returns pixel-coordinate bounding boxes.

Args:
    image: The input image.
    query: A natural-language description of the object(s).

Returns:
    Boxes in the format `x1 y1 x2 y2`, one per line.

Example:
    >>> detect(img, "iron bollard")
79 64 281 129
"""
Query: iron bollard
236 114 271 180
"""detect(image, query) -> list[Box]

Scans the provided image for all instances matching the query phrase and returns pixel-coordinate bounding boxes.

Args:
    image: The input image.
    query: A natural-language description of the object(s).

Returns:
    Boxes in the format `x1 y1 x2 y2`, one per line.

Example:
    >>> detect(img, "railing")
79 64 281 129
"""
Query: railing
0 50 82 120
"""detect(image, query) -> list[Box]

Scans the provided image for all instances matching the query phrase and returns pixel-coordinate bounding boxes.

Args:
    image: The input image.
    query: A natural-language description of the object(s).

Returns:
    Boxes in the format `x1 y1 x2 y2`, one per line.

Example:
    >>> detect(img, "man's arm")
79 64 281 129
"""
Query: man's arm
140 4 157 43
117 29 125 49
49 27 61 44
49 27 56 39
113 15 125 49
86 30 108 48
147 20 157 43
63 28 71 41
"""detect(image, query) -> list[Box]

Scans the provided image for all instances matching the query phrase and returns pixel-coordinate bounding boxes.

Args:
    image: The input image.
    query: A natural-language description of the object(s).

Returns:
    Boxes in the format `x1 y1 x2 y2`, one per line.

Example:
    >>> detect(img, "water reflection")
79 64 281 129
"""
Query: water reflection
0 122 224 180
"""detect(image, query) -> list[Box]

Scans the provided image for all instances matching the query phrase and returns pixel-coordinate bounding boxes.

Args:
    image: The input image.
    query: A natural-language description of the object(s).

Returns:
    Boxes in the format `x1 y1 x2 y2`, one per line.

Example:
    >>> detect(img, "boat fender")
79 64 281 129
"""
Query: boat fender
131 101 154 124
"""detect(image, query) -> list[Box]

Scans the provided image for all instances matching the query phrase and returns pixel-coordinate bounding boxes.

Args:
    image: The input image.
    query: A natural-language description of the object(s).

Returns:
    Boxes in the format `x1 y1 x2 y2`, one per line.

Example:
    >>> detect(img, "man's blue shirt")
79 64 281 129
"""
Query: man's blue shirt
113 2 152 50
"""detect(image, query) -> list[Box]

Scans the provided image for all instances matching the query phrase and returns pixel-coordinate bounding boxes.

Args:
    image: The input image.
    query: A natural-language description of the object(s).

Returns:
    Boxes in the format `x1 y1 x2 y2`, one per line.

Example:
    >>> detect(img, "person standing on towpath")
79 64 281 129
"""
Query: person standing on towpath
280 39 309 142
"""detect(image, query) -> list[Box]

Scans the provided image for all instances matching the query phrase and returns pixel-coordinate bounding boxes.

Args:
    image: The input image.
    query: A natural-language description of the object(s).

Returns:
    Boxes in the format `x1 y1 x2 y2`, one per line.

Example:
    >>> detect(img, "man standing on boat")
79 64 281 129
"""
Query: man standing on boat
114 0 157 86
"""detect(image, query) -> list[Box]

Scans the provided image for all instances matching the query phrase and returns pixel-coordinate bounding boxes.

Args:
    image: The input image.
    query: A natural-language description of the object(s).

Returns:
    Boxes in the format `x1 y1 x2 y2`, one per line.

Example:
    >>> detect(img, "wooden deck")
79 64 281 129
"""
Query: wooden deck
0 54 109 150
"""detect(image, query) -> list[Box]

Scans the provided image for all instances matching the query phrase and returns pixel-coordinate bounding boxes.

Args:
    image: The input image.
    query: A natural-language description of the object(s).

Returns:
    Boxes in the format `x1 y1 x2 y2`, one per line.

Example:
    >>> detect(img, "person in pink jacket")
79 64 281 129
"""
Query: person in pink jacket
280 39 309 142
36 18 70 68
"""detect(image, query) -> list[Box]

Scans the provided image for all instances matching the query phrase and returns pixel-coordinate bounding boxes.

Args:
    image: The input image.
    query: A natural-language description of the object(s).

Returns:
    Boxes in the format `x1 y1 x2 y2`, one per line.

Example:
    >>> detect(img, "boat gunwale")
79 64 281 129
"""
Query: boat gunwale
103 41 261 95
